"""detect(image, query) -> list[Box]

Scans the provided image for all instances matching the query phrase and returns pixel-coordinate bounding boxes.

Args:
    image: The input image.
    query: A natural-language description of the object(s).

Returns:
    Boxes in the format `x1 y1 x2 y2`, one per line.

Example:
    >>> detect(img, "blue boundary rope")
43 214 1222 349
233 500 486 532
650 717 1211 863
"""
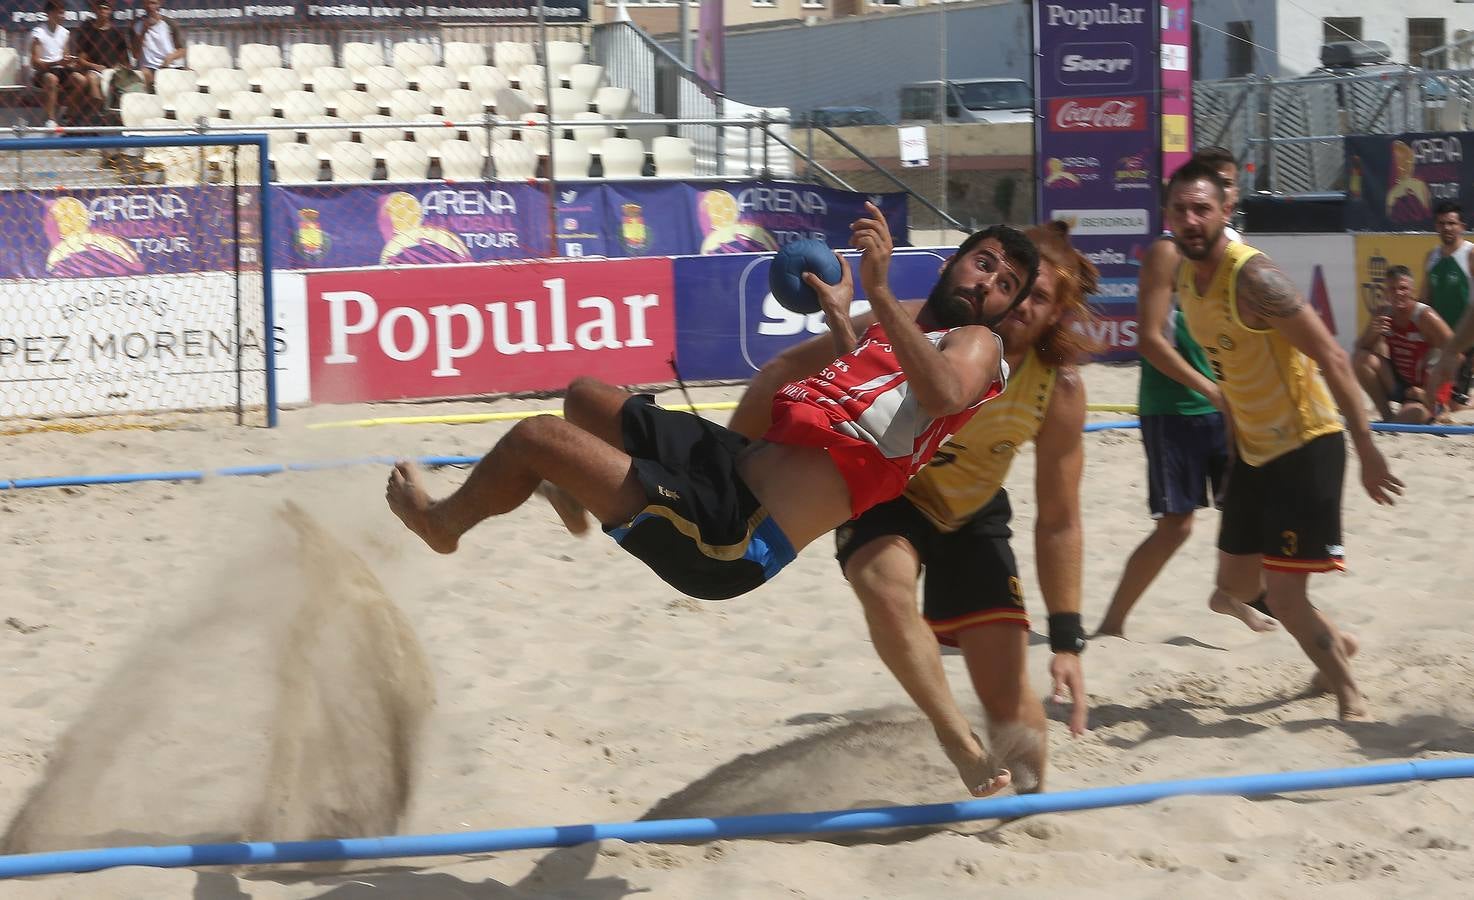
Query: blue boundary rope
4 420 1470 490
0 757 1470 878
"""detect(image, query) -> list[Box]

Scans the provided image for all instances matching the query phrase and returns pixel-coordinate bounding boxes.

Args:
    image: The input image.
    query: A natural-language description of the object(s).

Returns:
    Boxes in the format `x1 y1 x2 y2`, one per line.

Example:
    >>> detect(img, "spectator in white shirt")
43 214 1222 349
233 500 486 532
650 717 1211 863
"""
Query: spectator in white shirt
130 0 186 90
29 0 85 128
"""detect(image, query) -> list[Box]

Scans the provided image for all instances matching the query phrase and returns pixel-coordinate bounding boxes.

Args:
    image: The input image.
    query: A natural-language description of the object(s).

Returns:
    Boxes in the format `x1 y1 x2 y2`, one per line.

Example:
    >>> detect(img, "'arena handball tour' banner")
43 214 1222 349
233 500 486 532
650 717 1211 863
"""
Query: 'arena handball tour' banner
2 0 588 28
272 181 908 270
0 187 261 279
1344 132 1474 231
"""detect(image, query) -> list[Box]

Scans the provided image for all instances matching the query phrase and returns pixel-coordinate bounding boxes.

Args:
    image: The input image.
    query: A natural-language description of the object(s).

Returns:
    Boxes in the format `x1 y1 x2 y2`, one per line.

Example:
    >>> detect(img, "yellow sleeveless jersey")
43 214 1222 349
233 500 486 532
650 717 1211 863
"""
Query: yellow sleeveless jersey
1177 241 1342 466
904 349 1057 532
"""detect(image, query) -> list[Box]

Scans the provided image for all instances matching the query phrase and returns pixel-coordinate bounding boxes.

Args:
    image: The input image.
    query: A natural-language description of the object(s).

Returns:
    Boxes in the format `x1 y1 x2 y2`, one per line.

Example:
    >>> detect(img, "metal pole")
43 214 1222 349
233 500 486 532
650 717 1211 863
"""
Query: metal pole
679 0 691 65
539 1 558 256
938 0 949 226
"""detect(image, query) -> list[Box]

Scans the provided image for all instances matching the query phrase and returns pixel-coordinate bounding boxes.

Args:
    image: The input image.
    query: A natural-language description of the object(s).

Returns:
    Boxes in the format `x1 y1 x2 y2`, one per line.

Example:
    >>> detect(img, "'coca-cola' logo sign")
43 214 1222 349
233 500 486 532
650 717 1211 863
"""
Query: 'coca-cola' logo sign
1048 97 1146 132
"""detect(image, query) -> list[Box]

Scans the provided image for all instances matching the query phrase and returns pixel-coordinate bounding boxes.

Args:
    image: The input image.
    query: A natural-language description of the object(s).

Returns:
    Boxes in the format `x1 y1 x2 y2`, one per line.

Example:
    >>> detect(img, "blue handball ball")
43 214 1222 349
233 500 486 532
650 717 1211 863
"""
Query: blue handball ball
768 238 843 314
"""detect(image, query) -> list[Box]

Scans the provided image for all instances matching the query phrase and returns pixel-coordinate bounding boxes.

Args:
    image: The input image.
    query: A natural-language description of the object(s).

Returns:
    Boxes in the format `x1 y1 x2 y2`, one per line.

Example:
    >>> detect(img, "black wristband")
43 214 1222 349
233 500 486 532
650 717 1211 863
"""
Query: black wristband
1048 612 1086 654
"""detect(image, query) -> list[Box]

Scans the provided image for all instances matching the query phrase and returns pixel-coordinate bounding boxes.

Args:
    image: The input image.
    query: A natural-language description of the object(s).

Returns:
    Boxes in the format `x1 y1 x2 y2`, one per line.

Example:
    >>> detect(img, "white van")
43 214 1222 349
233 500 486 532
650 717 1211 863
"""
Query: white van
898 78 1033 125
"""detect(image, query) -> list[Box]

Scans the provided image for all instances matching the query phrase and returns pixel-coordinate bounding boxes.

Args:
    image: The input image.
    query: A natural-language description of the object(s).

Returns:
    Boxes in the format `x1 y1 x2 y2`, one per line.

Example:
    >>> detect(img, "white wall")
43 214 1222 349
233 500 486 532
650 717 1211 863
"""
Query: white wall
1193 0 1278 81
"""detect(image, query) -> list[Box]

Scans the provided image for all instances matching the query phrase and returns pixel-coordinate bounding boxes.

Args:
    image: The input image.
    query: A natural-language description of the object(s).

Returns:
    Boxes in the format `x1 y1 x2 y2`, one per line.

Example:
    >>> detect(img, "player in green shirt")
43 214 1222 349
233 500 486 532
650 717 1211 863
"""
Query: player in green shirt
1423 201 1473 405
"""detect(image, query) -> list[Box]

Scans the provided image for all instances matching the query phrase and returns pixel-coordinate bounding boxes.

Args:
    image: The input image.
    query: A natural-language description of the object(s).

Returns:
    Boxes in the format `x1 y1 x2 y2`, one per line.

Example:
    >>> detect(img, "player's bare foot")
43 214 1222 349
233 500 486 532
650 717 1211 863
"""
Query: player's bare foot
1337 689 1369 721
1309 632 1360 694
385 461 460 554
988 721 1045 794
1209 592 1280 633
937 729 1012 798
538 482 591 535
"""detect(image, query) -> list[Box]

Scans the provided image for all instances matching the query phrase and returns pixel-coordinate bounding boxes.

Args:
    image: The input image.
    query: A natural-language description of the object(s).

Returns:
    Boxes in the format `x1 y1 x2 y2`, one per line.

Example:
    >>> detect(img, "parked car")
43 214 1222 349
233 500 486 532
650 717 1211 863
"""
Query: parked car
898 78 1033 125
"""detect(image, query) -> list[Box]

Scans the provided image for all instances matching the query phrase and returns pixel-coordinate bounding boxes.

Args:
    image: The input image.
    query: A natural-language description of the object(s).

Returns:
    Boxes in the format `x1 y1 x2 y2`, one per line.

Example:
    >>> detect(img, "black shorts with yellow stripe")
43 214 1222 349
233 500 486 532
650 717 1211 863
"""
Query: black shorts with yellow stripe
1218 431 1345 573
603 395 796 601
834 489 1027 645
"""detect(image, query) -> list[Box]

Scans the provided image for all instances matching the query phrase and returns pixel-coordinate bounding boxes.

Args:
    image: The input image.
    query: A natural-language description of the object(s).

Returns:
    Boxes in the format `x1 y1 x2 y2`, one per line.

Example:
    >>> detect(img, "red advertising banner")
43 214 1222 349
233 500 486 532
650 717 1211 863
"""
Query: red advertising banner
1046 96 1149 133
306 258 677 403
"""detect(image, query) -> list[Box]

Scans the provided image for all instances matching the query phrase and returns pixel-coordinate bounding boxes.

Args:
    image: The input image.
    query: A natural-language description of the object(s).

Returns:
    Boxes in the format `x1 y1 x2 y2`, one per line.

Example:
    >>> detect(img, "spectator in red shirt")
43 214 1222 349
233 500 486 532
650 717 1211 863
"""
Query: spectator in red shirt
1354 265 1454 424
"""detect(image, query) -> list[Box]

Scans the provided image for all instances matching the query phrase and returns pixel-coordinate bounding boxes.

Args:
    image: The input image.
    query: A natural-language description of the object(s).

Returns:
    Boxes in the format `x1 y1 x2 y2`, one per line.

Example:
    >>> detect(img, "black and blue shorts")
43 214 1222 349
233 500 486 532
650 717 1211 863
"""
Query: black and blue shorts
603 395 795 601
1141 412 1229 518
834 489 1027 646
1218 431 1345 573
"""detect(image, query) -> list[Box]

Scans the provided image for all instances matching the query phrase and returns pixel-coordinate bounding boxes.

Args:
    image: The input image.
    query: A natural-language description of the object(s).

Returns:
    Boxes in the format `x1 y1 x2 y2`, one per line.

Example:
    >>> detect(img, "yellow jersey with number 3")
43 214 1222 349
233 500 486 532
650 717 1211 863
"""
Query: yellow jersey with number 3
904 349 1057 531
1177 241 1341 466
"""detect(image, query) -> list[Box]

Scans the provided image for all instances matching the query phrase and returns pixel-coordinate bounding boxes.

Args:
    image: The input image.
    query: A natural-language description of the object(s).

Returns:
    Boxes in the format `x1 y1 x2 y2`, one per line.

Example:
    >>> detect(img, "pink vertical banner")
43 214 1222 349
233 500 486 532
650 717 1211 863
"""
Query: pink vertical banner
1159 0 1193 180
695 0 724 91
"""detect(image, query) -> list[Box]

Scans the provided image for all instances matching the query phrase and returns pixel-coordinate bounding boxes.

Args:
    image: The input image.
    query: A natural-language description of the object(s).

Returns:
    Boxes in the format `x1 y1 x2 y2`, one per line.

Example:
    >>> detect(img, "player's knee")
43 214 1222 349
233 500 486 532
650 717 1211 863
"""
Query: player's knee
504 414 565 452
1157 513 1193 544
40 73 58 88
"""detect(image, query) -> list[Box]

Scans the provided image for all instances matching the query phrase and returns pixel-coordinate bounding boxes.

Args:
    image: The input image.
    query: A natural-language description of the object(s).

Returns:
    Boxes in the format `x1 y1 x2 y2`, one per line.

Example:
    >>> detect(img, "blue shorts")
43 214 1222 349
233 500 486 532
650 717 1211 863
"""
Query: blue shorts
1141 412 1229 518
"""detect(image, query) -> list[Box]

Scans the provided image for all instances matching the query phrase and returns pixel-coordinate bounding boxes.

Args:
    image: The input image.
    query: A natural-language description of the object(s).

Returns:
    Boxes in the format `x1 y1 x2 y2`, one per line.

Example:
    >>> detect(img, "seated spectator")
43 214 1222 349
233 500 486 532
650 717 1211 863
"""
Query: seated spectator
29 0 85 129
130 0 185 90
71 0 135 124
1354 265 1455 424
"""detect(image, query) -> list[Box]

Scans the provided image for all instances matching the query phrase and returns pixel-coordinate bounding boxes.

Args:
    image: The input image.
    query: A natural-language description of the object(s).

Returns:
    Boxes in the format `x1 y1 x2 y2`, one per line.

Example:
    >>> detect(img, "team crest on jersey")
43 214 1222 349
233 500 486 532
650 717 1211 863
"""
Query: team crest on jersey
1218 335 1236 350
991 440 1017 455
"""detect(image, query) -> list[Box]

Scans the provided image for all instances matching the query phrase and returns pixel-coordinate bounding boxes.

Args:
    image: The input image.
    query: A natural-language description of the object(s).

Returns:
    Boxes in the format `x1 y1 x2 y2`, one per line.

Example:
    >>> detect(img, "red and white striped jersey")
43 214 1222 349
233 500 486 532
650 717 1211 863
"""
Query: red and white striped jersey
765 321 1008 516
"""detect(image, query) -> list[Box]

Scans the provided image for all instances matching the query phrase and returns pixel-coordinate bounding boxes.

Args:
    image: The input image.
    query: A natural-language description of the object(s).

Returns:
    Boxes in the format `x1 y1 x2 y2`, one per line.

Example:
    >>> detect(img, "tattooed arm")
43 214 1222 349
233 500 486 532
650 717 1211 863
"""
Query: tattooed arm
1235 255 1403 504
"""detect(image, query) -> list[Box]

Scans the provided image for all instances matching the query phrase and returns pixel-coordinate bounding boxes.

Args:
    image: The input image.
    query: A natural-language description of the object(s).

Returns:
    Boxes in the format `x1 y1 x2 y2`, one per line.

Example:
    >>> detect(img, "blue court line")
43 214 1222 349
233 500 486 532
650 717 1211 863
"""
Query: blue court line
0 756 1469 878
3 421 1471 490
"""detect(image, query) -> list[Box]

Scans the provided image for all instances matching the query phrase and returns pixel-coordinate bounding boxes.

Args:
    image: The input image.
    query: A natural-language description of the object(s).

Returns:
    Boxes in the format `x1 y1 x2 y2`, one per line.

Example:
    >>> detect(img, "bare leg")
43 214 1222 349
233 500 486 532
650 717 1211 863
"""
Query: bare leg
40 73 59 122
844 537 1011 797
1353 351 1394 421
957 623 1047 793
1209 551 1280 633
539 376 643 535
65 72 87 123
1097 513 1194 637
1309 631 1360 694
1263 570 1365 719
385 414 647 554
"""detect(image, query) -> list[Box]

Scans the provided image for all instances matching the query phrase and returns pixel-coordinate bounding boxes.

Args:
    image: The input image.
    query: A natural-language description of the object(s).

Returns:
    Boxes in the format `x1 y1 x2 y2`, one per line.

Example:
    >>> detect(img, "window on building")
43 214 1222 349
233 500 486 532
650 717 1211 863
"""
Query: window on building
1409 18 1447 69
802 0 826 8
1227 20 1254 77
1322 17 1362 45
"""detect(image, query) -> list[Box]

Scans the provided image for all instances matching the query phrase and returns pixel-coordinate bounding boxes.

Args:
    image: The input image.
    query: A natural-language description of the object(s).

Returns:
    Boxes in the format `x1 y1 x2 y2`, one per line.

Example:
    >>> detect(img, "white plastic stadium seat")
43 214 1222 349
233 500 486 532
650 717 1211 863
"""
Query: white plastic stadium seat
599 137 645 178
199 67 249 97
0 47 19 85
342 42 384 77
438 139 484 181
517 113 549 155
443 42 487 80
549 138 590 179
120 92 165 126
440 88 482 126
466 65 509 103
414 65 459 100
310 66 355 99
360 65 409 98
569 111 611 148
328 140 377 181
392 41 438 77
250 115 294 150
389 89 434 121
237 43 284 76
357 115 398 158
303 115 340 159
548 87 586 122
384 140 430 181
567 63 603 103
410 114 457 158
152 68 199 99
289 43 335 81
171 91 215 125
593 86 633 119
256 67 304 102
491 138 536 180
492 87 536 120
494 41 536 75
186 43 231 72
545 41 584 82
281 90 327 124
273 143 321 183
332 90 379 122
515 64 547 101
652 136 696 178
224 91 272 122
